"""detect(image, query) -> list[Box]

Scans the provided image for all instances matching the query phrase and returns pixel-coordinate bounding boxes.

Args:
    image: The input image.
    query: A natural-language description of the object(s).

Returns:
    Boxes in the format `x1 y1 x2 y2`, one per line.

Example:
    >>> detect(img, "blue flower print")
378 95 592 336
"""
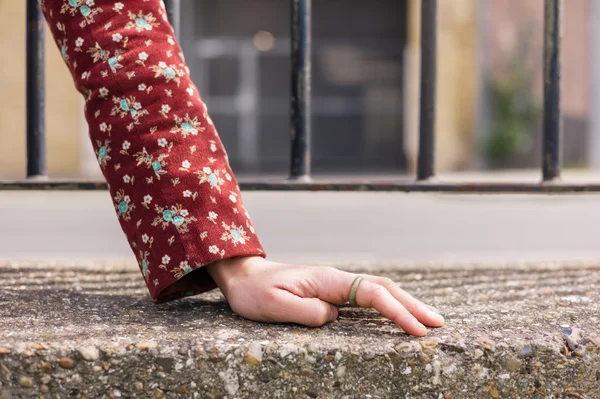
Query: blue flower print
133 148 169 180
221 222 250 246
113 189 135 221
152 204 197 233
95 139 111 169
151 62 184 85
125 10 159 32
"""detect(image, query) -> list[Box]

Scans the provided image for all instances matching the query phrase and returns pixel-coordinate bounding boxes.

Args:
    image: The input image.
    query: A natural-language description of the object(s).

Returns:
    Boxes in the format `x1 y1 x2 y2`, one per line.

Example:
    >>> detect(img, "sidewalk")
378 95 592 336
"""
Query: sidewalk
1 261 599 398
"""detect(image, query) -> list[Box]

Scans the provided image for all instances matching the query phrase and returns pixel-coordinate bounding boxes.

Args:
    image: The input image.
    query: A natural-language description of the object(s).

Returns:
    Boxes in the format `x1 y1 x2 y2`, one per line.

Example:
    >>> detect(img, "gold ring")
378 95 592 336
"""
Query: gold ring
348 276 363 307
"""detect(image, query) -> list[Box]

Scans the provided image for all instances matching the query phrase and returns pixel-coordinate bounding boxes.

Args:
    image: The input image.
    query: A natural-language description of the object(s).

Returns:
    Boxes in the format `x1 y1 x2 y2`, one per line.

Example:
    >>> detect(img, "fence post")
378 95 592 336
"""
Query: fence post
289 0 312 181
164 0 181 40
417 0 437 181
26 0 46 179
542 0 563 181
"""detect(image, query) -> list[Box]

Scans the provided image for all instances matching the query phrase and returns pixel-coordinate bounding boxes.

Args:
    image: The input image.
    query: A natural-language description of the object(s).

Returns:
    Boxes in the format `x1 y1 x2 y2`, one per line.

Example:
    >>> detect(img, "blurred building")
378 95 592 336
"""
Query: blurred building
0 0 592 179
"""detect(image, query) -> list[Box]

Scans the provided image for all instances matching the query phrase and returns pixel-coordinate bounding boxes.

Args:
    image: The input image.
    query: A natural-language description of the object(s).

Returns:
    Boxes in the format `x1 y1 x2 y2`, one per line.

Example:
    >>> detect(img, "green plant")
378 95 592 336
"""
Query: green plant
484 27 541 164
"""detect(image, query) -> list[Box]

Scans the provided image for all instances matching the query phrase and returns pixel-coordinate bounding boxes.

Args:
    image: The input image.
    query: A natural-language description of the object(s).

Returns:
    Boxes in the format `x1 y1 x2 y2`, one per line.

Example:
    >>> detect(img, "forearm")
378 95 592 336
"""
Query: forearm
40 0 266 302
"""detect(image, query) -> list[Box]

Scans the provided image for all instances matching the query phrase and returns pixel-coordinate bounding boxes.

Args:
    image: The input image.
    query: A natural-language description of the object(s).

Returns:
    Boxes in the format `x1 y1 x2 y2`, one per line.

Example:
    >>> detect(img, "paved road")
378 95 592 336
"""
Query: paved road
2 191 600 265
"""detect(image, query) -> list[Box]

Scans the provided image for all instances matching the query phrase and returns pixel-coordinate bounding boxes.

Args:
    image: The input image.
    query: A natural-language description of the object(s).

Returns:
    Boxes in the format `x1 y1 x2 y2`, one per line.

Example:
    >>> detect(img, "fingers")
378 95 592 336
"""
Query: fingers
354 279 428 336
364 276 444 327
266 289 338 327
310 267 443 336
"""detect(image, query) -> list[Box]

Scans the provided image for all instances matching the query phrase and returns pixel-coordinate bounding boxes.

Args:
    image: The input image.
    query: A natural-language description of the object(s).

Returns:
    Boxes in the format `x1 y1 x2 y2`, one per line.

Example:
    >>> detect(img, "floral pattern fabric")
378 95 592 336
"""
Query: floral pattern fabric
40 0 266 302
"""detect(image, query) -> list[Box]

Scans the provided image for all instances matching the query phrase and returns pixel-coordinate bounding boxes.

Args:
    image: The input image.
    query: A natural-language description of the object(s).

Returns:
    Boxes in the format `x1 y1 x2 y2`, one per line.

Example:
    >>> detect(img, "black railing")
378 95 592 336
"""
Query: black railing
3 0 588 192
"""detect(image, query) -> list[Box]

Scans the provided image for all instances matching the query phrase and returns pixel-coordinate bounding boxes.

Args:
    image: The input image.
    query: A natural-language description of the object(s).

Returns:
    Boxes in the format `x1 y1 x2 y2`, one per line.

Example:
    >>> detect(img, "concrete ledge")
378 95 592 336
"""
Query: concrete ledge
1 262 599 398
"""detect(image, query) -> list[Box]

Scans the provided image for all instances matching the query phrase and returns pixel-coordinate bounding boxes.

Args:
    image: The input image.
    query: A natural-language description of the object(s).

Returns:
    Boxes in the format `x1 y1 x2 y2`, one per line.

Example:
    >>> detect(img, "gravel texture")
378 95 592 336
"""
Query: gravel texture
1 261 599 398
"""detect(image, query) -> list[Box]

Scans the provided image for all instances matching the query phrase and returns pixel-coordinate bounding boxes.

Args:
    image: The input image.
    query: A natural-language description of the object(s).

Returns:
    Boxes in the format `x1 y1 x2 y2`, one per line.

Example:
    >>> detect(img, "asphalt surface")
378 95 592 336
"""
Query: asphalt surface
2 190 600 265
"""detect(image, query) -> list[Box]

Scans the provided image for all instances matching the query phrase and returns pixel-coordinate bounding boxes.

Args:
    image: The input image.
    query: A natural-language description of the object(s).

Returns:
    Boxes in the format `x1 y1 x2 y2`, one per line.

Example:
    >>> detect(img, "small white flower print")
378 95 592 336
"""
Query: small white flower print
183 190 192 198
208 212 218 223
99 122 108 132
75 37 84 47
186 87 194 96
209 245 219 254
225 173 232 181
122 141 131 150
142 234 149 243
181 210 189 217
112 33 123 42
168 37 175 46
182 160 191 169
229 194 238 203
139 52 148 61
171 261 193 279
190 145 197 153
113 2 124 12
161 255 171 264
209 141 217 152
123 175 131 183
138 84 147 91
144 195 152 204
99 87 109 98
200 232 208 241
159 104 171 118
157 138 168 147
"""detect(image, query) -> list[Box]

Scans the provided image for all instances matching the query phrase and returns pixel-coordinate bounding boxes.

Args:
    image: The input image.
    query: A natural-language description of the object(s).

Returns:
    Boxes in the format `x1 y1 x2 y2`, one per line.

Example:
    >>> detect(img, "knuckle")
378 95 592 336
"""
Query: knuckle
379 277 395 288
369 285 389 305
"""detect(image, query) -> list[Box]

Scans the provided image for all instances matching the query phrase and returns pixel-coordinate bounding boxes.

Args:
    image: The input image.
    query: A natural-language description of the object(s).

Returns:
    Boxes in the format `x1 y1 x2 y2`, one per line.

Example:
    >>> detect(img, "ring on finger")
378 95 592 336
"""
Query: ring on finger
348 276 364 307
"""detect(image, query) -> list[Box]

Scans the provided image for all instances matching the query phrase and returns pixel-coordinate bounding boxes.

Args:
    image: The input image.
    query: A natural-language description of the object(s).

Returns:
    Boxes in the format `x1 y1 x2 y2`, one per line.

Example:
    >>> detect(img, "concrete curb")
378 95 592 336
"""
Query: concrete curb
1 262 599 398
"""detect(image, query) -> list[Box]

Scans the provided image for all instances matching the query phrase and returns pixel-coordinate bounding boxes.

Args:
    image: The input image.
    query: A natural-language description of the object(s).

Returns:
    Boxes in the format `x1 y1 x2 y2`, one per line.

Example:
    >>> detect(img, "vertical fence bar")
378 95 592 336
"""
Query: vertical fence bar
164 0 181 40
289 0 312 181
417 0 437 181
542 0 563 181
26 0 46 179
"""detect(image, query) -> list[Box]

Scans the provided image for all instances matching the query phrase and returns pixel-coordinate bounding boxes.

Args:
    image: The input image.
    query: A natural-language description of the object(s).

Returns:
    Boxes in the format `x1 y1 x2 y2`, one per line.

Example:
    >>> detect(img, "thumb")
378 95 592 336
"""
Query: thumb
272 289 338 327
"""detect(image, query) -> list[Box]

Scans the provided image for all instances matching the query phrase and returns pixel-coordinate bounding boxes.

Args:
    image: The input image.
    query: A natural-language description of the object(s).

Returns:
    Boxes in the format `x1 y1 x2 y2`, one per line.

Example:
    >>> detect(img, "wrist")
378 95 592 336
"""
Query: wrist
206 256 260 293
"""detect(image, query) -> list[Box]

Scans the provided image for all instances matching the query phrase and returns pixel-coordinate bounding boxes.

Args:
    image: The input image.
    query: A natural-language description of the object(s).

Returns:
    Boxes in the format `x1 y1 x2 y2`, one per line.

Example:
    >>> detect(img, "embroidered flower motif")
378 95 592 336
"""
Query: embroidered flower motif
87 43 123 73
61 0 102 27
208 212 218 224
113 2 124 13
151 61 184 85
99 122 112 135
159 104 171 118
142 195 153 209
170 261 193 279
194 167 225 193
125 10 160 32
180 160 191 172
98 87 109 98
111 96 149 124
139 250 151 279
74 37 84 51
152 204 197 233
221 222 250 246
133 147 168 179
170 114 204 138
95 139 111 168
114 189 135 221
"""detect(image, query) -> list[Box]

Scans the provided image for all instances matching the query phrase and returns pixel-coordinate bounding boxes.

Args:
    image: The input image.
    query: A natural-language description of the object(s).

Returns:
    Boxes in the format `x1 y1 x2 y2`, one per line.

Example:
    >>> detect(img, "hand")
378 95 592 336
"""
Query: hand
206 256 444 336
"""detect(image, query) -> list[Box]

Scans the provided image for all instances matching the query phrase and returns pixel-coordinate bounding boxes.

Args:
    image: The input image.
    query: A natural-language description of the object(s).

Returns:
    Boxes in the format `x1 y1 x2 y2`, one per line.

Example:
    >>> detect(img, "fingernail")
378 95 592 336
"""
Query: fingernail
414 320 427 332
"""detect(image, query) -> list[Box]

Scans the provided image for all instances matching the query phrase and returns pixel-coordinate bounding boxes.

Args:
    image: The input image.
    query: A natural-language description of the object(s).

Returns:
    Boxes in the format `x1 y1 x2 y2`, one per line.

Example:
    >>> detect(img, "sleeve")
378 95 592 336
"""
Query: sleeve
40 0 266 303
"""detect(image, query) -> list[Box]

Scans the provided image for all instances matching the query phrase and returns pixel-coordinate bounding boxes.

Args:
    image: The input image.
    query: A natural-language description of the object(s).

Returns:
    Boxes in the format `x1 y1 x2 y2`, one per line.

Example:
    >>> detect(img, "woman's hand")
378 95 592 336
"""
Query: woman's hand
206 256 444 336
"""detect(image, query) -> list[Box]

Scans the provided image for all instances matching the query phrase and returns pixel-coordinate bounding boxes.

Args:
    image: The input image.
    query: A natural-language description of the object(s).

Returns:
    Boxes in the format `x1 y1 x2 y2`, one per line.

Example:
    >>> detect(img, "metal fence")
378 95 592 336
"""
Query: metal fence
2 0 591 193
